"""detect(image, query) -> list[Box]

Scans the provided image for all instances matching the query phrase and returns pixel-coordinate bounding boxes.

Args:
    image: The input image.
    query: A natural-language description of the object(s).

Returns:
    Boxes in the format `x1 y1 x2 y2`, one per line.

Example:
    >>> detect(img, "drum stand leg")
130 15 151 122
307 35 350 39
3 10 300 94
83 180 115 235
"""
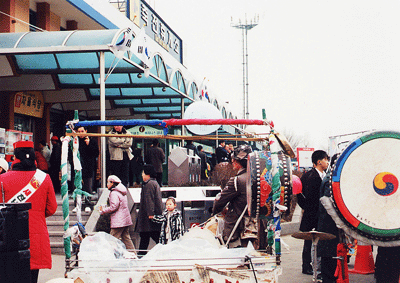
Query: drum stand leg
311 235 320 283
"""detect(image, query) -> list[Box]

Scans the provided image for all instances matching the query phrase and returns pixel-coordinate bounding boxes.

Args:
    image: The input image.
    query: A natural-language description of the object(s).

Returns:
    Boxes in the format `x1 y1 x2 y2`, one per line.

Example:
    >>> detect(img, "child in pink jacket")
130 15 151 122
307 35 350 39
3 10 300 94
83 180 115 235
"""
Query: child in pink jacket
100 175 135 251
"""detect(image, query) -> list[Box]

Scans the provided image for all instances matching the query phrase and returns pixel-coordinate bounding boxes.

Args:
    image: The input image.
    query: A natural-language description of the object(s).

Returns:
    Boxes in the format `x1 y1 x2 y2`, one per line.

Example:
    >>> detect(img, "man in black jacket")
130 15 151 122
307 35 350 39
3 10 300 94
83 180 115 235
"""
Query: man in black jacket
197 145 210 180
216 140 229 163
49 136 61 193
145 139 165 187
298 150 329 275
77 126 99 196
213 145 252 248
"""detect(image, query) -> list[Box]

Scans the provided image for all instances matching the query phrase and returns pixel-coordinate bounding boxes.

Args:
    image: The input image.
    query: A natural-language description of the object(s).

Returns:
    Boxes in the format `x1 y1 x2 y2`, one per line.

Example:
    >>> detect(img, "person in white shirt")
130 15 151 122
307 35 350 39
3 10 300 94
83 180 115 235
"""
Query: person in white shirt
38 140 51 164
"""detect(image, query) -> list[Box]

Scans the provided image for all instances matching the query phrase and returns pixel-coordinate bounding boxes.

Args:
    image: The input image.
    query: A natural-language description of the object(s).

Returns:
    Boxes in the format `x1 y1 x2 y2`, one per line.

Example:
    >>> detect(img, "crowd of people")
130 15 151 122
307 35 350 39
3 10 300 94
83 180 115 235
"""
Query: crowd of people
4 128 399 283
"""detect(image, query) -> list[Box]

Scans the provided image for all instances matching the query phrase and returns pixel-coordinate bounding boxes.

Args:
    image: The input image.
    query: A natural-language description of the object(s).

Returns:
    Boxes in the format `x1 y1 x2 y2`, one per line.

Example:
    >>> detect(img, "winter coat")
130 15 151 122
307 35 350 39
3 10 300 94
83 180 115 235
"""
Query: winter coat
145 146 165 173
79 137 99 178
317 170 339 257
185 143 198 156
299 168 323 232
108 128 133 161
101 183 133 229
152 209 185 244
213 168 247 242
0 169 57 270
216 146 229 163
130 148 144 174
49 142 61 173
136 178 163 232
35 150 48 172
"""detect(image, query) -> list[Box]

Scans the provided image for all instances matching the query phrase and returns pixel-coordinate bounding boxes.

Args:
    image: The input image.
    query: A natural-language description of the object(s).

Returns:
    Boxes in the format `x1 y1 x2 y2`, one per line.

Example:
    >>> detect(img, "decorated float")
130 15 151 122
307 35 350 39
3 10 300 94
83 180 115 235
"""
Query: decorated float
60 111 296 283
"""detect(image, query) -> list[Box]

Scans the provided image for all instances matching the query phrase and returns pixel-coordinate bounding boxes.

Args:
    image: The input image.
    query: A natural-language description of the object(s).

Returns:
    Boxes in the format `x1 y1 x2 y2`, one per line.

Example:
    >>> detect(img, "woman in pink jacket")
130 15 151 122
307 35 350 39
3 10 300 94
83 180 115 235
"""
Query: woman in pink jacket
100 175 135 250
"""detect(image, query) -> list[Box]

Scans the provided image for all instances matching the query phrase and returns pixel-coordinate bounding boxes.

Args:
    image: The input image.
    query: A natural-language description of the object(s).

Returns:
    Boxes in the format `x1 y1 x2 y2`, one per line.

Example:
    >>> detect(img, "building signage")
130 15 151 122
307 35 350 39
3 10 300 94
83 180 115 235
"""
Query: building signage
129 0 183 63
14 91 44 118
127 125 163 136
297 147 314 169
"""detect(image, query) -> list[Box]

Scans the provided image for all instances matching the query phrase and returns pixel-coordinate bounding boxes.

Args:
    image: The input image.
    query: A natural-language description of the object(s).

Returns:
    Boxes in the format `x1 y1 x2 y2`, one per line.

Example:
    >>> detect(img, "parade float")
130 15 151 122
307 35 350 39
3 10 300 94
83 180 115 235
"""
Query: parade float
59 111 296 283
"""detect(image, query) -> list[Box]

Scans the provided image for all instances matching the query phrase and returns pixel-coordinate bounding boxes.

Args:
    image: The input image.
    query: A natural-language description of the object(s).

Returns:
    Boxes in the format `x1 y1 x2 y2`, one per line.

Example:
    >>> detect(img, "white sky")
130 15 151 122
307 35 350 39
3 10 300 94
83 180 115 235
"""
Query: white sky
151 0 400 150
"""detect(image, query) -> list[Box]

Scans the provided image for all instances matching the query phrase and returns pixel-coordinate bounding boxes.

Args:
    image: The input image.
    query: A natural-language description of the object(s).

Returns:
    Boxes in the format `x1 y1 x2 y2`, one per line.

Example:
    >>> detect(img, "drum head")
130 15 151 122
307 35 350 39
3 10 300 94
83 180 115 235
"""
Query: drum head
331 131 400 241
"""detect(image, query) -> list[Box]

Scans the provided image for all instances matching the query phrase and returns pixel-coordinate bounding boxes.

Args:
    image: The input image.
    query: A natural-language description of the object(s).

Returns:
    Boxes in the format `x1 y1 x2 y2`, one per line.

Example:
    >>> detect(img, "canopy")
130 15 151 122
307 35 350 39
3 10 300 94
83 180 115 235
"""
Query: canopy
0 29 206 120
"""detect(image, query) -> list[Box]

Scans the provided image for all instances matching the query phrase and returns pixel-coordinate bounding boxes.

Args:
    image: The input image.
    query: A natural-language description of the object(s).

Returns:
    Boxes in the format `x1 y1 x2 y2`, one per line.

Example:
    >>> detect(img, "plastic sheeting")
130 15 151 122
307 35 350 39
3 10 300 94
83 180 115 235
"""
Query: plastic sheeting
70 229 279 283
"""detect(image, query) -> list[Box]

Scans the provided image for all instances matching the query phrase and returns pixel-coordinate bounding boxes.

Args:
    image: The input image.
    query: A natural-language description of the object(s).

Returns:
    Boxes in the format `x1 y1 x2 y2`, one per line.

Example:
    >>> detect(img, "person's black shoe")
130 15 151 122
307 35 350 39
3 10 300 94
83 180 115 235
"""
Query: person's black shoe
302 269 313 275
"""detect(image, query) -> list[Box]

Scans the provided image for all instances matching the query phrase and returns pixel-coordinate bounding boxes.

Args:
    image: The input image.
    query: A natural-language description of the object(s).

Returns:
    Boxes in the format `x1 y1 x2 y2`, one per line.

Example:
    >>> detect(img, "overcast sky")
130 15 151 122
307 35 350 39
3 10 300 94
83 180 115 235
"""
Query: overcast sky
151 0 400 151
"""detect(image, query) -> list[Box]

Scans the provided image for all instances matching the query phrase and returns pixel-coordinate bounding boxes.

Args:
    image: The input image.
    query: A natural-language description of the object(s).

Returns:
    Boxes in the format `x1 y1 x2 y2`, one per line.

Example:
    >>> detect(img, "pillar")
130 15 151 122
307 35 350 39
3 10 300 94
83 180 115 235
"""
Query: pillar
0 0 16 33
36 2 50 31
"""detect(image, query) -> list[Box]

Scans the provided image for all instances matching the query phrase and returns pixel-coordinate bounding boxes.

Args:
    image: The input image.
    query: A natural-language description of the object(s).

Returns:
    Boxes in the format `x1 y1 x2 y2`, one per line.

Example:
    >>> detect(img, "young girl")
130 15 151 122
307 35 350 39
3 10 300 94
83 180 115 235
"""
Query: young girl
150 197 185 244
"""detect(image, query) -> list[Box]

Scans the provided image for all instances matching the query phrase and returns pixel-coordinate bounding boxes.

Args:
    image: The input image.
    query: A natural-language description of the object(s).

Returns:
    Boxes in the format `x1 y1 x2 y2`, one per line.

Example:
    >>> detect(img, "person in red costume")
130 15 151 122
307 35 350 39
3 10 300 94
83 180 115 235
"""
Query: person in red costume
0 140 57 283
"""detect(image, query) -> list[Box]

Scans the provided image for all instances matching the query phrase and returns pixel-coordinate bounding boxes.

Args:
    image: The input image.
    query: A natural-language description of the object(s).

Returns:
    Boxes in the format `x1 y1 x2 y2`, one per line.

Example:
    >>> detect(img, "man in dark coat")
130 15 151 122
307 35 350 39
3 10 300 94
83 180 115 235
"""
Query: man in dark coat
129 148 144 186
77 126 99 195
215 140 229 163
145 139 165 187
197 145 210 180
136 164 163 256
375 246 400 283
298 150 329 275
184 140 198 155
49 136 62 193
213 145 252 248
317 154 340 283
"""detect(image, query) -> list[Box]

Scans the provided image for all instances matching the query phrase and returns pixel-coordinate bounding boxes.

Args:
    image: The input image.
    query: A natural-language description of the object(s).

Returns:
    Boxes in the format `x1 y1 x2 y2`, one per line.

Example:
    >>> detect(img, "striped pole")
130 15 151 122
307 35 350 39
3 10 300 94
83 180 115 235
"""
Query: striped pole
269 132 282 261
70 111 93 222
61 135 71 259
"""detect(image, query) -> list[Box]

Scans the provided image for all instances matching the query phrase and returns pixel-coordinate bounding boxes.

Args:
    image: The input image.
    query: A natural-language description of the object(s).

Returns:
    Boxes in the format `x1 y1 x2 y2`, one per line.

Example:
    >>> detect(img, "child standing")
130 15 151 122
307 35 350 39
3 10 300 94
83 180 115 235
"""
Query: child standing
150 197 185 244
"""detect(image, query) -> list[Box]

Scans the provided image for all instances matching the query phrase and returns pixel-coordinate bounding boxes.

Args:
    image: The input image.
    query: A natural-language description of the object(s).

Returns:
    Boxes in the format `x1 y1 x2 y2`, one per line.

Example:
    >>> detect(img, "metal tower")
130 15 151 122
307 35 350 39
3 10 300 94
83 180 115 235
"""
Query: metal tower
231 15 259 119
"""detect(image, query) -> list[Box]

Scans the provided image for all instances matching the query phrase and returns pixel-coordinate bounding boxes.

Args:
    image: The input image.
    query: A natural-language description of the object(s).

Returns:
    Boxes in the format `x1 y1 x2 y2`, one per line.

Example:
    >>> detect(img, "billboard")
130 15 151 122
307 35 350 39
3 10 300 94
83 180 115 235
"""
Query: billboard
297 147 314 169
128 0 183 63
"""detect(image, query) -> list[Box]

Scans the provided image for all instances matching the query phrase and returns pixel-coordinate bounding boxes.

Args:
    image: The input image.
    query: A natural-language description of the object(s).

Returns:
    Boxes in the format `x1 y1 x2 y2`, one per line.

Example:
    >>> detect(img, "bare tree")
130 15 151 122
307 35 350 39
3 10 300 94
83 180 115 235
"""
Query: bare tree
279 128 304 150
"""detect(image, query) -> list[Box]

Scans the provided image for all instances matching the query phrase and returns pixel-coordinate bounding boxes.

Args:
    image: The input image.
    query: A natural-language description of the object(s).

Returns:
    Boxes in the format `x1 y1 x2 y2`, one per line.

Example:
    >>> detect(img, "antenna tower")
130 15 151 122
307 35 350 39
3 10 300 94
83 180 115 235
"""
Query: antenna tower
231 15 259 120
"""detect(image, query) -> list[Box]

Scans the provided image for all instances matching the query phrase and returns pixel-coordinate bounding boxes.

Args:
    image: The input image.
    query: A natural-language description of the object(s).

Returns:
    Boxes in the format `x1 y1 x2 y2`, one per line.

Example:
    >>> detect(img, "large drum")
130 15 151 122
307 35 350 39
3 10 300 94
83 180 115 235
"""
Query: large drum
246 150 293 220
331 131 400 242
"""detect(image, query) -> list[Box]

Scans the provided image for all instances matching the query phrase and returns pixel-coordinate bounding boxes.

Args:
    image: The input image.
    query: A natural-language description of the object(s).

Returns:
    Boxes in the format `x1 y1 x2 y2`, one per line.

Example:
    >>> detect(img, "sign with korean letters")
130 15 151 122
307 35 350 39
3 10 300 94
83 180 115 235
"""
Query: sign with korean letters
129 0 183 63
14 91 44 118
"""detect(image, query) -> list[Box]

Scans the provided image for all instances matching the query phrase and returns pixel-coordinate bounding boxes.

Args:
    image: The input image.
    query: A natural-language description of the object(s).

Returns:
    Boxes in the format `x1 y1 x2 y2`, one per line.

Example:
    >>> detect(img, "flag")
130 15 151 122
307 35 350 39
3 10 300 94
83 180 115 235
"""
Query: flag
197 77 209 101
131 26 154 77
109 26 133 59
202 86 209 100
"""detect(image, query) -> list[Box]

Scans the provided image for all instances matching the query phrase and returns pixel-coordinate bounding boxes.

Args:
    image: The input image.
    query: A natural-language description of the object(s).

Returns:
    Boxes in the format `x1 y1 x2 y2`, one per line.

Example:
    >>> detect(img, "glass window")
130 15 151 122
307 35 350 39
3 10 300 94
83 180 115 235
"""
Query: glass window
29 10 37 32
14 114 33 132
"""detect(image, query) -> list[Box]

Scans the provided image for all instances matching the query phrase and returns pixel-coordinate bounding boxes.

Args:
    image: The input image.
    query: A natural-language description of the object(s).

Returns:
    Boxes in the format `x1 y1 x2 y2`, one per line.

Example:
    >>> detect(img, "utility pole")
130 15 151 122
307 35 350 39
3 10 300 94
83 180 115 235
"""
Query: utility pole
231 15 259 120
